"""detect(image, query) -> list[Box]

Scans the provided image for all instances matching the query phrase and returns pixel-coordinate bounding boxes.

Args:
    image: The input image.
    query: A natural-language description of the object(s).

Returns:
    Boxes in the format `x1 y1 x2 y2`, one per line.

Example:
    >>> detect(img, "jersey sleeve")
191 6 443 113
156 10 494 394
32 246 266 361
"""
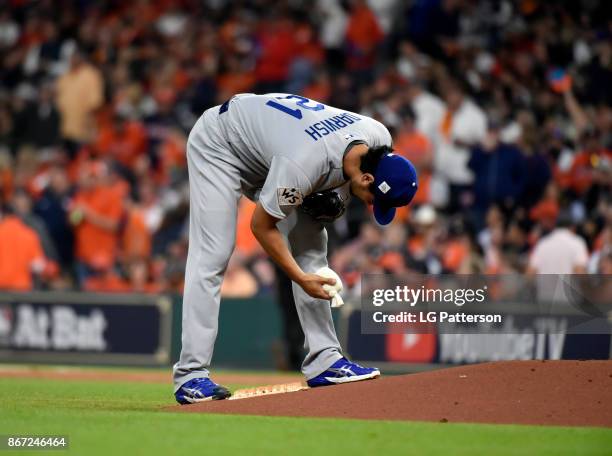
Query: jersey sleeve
259 155 314 220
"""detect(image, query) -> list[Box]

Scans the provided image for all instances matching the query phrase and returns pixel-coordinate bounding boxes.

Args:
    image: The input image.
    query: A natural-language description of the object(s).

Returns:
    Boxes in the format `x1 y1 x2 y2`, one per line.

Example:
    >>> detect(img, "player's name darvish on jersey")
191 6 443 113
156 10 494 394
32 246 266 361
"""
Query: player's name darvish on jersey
214 93 392 220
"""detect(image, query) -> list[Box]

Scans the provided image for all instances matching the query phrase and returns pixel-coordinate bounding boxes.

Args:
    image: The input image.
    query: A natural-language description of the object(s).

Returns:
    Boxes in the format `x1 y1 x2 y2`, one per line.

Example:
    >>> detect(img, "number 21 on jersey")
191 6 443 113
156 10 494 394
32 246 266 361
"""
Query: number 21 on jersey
265 95 325 120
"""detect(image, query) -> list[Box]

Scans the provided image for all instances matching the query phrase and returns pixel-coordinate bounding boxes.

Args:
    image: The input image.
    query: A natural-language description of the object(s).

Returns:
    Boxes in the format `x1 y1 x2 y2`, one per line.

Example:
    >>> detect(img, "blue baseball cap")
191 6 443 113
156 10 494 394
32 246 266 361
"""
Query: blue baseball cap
372 153 418 225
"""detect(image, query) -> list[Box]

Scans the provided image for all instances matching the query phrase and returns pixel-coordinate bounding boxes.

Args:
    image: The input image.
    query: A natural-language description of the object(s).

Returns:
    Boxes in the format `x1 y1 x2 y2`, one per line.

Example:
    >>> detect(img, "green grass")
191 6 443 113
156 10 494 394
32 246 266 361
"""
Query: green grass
0 377 611 455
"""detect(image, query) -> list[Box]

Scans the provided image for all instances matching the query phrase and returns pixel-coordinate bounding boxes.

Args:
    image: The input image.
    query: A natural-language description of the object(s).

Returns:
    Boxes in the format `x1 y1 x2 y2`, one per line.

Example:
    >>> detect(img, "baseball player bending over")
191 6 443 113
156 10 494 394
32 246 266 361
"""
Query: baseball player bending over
174 94 417 404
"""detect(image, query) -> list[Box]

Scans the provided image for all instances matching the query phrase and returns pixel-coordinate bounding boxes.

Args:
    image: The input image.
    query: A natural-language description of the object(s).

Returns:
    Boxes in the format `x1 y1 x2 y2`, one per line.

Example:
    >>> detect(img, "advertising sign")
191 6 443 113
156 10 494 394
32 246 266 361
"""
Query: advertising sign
0 292 172 366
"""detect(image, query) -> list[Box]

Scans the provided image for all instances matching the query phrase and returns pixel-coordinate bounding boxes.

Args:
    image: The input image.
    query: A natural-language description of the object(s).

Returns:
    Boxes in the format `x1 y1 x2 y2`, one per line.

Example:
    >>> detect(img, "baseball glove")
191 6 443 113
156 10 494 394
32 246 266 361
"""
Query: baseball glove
300 190 346 222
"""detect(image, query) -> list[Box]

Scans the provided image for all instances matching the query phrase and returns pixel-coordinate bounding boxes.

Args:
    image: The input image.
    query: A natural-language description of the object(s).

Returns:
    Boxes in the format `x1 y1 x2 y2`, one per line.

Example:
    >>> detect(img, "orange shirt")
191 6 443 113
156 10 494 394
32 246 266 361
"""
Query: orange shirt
294 23 324 64
157 134 186 184
217 72 256 98
0 216 45 290
95 121 147 169
255 20 297 82
442 239 468 272
303 81 331 104
345 5 383 51
408 235 426 258
394 131 431 166
394 130 432 205
72 186 124 268
378 251 405 272
122 207 152 260
392 205 412 224
529 199 559 223
84 272 130 293
555 149 612 195
84 273 162 294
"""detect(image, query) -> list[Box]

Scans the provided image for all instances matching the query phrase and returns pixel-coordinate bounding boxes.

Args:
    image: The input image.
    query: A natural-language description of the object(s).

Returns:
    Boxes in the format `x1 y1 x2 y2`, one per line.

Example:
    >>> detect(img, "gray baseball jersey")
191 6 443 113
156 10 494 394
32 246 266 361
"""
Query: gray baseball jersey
173 93 391 392
218 93 392 219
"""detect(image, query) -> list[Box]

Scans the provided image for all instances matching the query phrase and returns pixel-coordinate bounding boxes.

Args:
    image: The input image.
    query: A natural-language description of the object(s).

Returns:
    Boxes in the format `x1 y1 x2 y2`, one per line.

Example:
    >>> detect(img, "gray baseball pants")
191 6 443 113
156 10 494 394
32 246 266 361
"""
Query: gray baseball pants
173 109 342 391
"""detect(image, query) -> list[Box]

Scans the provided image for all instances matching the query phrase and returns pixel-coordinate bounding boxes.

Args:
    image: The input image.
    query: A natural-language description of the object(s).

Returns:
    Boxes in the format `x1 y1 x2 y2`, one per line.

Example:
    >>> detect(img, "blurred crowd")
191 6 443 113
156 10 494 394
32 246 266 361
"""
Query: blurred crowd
0 0 610 295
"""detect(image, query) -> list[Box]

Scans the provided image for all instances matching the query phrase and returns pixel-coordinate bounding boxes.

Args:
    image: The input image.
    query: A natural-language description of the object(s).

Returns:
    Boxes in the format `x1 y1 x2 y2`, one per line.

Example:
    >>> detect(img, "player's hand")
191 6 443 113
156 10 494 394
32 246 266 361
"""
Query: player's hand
298 273 337 300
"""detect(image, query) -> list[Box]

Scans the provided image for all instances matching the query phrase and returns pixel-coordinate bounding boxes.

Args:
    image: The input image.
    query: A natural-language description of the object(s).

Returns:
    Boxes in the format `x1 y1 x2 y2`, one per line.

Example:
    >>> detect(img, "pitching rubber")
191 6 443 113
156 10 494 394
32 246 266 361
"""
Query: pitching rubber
229 382 309 400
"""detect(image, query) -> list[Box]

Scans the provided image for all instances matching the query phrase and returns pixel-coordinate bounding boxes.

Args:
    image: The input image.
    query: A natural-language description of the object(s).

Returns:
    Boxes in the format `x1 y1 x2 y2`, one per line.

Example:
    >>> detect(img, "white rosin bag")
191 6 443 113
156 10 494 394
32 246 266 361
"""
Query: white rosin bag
315 267 344 308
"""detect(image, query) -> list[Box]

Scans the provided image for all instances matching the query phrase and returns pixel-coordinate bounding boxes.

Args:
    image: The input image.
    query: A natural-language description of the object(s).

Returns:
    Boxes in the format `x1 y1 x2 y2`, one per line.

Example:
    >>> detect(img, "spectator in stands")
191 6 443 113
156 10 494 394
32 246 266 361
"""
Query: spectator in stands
439 218 471 273
557 128 611 210
469 124 527 227
433 78 487 211
161 240 187 293
517 111 551 209
379 223 409 274
588 206 611 273
317 0 348 72
121 197 152 263
394 105 432 168
407 81 446 145
12 81 60 151
528 213 589 274
124 258 161 294
0 208 48 290
55 50 104 154
406 204 442 274
136 178 164 235
254 12 297 93
407 0 462 58
217 56 256 102
70 161 123 284
83 264 129 293
597 248 612 274
34 166 74 268
331 221 384 289
94 113 148 173
344 0 384 84
84 257 161 294
220 253 258 298
0 0 608 293
11 188 58 263
394 105 433 205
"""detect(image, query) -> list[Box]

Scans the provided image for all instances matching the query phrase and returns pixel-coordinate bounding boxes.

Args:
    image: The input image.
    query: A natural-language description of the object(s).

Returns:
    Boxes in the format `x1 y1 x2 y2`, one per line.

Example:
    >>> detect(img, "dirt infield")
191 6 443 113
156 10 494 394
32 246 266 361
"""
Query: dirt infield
170 361 612 427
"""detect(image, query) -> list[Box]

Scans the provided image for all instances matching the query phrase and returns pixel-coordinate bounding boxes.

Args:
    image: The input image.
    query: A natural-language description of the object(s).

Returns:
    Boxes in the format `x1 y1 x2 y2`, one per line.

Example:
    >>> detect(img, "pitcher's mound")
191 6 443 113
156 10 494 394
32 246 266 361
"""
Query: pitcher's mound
169 361 612 427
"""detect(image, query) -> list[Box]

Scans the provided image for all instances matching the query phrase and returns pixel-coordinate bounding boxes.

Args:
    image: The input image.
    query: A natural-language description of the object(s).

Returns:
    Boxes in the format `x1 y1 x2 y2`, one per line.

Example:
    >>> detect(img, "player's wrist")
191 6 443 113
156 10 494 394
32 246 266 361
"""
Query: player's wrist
293 270 307 285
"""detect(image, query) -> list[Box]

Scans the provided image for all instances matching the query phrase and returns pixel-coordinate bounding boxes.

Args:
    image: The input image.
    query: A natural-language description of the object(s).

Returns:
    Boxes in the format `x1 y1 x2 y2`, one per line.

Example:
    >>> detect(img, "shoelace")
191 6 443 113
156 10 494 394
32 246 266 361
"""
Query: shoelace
339 359 365 369
189 378 213 387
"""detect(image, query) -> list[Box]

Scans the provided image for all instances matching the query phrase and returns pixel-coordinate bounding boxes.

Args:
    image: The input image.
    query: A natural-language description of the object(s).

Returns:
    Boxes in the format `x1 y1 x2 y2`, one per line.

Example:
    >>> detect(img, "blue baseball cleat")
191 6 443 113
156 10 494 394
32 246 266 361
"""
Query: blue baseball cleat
307 358 380 387
175 378 231 404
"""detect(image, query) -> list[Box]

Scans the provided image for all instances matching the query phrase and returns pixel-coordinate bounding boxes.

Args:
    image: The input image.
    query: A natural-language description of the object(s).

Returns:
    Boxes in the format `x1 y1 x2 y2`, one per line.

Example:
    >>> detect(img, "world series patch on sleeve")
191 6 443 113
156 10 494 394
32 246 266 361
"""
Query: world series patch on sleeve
277 187 303 206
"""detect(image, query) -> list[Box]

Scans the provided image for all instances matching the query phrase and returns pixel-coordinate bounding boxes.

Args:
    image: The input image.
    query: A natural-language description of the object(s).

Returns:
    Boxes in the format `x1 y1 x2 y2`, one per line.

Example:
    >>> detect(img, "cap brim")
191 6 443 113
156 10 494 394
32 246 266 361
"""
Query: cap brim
373 203 396 226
